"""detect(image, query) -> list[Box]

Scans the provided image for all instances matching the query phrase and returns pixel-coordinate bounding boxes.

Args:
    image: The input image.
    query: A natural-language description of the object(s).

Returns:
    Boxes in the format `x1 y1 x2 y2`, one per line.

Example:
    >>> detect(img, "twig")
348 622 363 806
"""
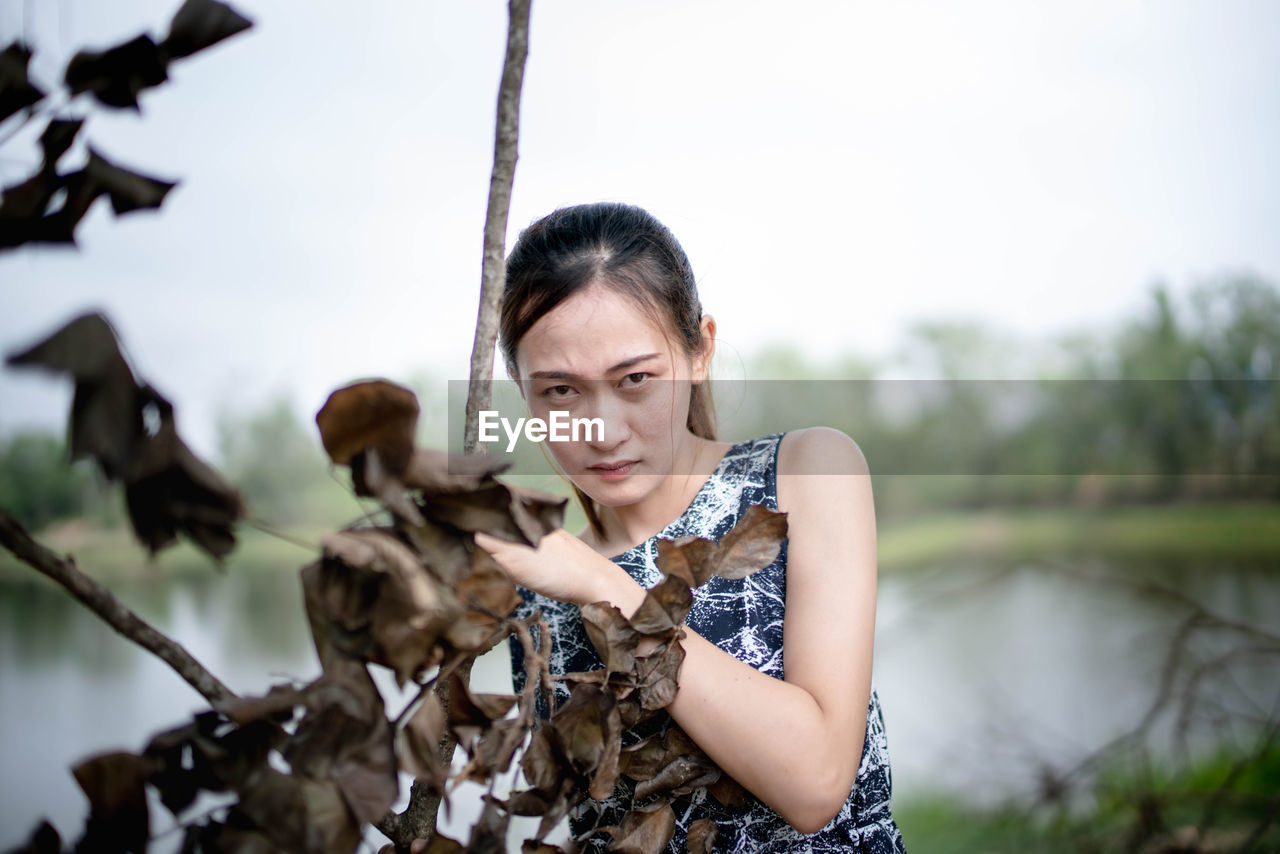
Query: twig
462 0 531 456
241 514 321 552
0 509 237 709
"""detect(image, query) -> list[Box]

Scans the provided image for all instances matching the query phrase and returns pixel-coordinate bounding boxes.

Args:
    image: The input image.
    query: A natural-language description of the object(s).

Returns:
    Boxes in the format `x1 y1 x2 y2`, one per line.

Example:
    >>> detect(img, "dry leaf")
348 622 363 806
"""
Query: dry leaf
685 818 718 854
605 800 676 854
580 602 640 678
71 751 152 853
315 380 419 474
656 504 787 586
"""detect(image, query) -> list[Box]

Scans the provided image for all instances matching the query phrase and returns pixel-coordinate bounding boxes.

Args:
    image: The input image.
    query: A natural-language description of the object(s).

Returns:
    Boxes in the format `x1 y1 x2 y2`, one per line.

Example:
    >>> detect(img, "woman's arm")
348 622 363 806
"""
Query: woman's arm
475 427 878 834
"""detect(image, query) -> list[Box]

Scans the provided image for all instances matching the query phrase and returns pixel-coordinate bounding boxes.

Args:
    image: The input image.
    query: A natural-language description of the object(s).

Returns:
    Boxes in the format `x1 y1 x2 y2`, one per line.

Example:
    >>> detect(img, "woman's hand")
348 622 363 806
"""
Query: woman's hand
474 528 641 608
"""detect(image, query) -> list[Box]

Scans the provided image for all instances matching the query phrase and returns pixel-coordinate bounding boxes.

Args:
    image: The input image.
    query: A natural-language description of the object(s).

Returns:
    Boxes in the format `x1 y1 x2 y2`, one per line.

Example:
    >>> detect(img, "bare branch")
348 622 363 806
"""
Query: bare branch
0 509 237 709
463 0 532 455
382 1 533 844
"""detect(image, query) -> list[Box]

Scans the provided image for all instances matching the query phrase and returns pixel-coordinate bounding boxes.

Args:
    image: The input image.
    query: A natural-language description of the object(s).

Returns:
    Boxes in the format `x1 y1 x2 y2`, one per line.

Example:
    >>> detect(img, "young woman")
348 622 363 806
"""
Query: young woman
474 202 905 853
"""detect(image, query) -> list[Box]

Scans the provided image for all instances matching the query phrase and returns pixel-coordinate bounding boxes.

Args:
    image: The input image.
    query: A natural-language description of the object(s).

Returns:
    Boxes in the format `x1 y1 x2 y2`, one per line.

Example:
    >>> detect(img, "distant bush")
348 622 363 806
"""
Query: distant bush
0 431 93 532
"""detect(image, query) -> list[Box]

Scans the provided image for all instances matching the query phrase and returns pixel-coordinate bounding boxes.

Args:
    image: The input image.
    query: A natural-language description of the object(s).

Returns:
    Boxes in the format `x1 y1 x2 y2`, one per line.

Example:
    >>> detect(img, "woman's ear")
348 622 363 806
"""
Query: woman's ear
693 314 717 384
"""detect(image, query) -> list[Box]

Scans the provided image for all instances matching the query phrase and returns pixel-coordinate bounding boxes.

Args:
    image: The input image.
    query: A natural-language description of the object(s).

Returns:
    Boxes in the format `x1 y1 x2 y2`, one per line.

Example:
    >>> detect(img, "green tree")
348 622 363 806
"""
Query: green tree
0 431 93 531
214 394 349 526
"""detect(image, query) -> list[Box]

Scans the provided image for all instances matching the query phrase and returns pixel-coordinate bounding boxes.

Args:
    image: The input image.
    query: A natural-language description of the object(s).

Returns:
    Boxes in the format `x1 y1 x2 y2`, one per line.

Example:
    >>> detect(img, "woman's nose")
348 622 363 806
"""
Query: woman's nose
583 387 631 450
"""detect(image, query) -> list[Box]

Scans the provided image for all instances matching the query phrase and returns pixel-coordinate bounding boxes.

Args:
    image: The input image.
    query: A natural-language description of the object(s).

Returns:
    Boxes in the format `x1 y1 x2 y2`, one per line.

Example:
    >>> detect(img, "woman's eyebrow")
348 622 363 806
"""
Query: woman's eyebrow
530 353 660 380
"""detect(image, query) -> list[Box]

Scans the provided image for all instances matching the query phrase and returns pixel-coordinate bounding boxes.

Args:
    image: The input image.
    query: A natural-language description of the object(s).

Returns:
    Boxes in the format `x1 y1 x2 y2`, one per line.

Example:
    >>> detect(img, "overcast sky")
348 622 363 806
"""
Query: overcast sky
2 0 1278 459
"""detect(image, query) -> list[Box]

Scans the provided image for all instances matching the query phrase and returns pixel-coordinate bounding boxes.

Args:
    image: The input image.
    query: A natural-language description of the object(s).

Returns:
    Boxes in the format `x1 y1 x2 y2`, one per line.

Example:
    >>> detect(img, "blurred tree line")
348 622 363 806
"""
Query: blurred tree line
2 273 1276 533
724 273 1280 517
0 374 453 534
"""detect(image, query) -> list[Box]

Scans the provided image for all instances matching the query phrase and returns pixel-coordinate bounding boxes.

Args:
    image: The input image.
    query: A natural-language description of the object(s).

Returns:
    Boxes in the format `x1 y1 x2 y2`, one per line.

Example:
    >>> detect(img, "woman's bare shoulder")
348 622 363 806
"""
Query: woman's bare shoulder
777 426 869 478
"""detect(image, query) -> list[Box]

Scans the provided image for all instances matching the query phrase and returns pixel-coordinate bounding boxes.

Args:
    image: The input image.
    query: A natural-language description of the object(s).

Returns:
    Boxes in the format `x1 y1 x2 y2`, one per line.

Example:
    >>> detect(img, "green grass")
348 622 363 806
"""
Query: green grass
0 518 326 583
894 745 1280 853
877 502 1280 571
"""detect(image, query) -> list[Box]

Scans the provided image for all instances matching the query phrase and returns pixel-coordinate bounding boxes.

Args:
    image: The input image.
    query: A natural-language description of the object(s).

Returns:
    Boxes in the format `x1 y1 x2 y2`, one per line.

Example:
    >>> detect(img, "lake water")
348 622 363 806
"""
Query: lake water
1 555 1277 849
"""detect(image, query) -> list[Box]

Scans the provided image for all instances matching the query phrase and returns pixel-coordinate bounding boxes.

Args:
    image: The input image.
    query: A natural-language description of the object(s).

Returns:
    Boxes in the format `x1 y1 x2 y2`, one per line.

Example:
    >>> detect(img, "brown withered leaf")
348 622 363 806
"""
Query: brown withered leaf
653 535 715 589
353 446 425 526
616 734 665 782
661 726 697 755
0 172 61 247
713 504 789 579
313 528 460 683
1 41 44 122
315 379 419 474
64 34 167 110
580 602 640 678
472 716 528 781
0 168 100 248
283 658 399 826
445 671 517 751
591 693 623 800
188 822 286 854
314 380 427 525
445 548 522 652
628 576 693 638
221 681 306 726
6 820 60 854
705 774 749 808
236 769 361 854
685 818 718 854
467 794 509 854
634 636 686 711
508 483 569 543
551 683 610 781
85 147 177 214
507 788 552 817
535 779 583 843
39 117 83 173
161 0 254 61
122 400 244 562
142 712 282 816
5 312 243 561
656 504 787 586
417 834 466 854
520 726 564 793
401 515 473 587
420 480 566 547
622 726 718 800
71 751 151 853
615 695 651 730
605 800 677 854
400 689 447 791
122 385 243 560
521 841 566 854
634 755 717 800
402 447 511 493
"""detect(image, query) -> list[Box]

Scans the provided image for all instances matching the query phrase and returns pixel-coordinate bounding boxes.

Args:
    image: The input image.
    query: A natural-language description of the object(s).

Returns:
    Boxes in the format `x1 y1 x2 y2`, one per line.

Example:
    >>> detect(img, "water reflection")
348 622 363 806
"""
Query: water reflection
1 557 1277 848
874 556 1280 806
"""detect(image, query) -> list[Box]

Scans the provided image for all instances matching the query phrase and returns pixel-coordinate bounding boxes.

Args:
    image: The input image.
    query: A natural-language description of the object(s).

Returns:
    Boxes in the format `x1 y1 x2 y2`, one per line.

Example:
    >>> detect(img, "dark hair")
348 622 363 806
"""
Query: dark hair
500 202 717 540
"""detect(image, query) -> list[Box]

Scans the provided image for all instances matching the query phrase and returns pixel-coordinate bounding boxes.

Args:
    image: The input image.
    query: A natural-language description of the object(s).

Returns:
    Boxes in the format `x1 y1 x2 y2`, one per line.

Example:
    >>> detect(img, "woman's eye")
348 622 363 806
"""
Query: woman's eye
621 372 650 387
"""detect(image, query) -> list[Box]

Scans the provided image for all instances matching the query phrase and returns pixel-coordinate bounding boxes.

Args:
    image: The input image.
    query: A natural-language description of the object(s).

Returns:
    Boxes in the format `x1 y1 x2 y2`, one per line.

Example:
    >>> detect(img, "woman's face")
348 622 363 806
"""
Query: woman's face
513 282 707 509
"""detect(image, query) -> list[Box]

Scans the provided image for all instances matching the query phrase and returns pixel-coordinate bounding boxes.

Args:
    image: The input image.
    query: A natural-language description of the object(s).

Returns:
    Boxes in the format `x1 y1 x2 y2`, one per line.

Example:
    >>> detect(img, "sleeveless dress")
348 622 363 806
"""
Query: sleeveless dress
509 432 907 853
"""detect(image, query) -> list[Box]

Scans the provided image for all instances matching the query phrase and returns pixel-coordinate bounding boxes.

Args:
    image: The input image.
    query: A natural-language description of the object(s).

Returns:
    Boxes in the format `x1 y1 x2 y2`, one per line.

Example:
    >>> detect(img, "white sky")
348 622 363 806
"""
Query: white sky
2 0 1278 459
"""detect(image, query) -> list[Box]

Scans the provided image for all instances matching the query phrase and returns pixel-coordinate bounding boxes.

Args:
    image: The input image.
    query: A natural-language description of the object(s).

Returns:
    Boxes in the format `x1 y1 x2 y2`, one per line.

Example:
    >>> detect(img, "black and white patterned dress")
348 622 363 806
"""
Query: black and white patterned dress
510 432 907 853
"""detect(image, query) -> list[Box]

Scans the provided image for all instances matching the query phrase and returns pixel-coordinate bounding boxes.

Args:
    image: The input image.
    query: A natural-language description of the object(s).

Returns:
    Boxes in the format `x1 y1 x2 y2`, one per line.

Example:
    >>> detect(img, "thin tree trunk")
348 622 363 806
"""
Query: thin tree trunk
380 1 533 847
463 0 532 456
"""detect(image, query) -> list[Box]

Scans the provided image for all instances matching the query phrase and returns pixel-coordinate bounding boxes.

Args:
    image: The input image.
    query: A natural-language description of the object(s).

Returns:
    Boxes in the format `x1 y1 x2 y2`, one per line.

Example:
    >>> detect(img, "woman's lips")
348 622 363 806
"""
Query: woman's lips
588 460 637 481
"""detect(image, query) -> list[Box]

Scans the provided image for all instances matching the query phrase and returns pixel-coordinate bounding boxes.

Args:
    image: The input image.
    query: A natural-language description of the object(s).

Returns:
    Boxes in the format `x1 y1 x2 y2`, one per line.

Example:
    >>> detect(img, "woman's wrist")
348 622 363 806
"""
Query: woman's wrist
577 559 646 615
